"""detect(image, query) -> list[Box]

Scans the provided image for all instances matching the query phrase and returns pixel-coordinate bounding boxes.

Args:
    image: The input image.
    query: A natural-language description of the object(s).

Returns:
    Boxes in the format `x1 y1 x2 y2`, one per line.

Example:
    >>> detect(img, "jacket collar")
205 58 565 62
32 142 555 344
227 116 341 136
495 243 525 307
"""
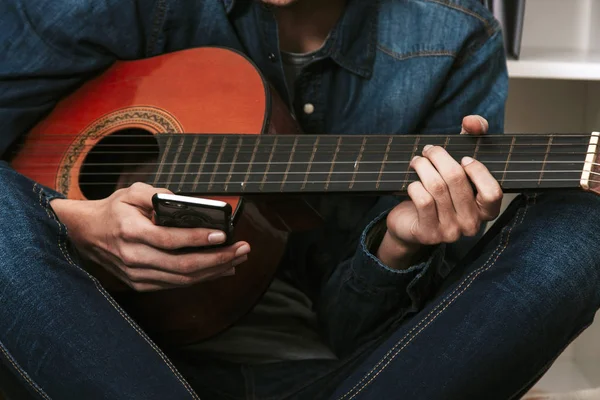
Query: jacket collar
225 0 378 78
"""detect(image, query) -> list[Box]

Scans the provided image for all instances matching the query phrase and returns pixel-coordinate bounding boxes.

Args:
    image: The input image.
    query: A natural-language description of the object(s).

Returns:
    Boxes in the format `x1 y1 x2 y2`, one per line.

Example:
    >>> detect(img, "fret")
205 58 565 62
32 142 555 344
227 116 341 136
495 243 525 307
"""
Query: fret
262 135 295 192
490 134 577 192
208 136 239 193
224 136 243 191
303 135 338 193
349 136 367 189
473 136 481 159
178 135 199 192
154 135 173 186
244 135 274 193
400 136 419 191
260 136 278 192
475 135 514 188
537 134 589 190
538 136 553 185
443 135 450 149
377 136 425 192
301 136 320 191
280 135 299 191
207 136 227 192
225 135 256 193
424 134 480 165
350 136 388 192
501 136 516 185
166 135 185 190
376 137 394 190
324 136 343 191
283 135 317 193
191 136 213 192
242 136 261 192
327 136 364 192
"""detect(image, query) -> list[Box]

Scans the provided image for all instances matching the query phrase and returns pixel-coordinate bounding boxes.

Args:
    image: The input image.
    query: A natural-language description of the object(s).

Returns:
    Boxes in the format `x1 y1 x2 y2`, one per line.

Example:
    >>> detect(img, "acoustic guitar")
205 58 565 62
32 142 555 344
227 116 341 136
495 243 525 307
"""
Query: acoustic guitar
9 47 600 346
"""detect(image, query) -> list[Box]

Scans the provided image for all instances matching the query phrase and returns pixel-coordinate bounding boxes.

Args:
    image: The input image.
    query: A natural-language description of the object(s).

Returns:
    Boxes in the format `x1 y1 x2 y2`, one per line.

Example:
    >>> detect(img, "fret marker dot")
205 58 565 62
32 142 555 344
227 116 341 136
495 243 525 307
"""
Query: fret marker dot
303 103 315 115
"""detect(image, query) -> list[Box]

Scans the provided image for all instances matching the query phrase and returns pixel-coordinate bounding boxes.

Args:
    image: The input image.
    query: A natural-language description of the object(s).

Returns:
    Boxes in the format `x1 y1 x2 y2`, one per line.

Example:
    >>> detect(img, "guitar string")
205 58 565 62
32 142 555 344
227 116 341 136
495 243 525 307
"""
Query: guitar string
16 170 600 177
9 150 597 158
18 133 597 138
51 178 600 186
9 142 594 151
8 133 593 148
10 142 593 155
9 139 594 146
16 160 600 168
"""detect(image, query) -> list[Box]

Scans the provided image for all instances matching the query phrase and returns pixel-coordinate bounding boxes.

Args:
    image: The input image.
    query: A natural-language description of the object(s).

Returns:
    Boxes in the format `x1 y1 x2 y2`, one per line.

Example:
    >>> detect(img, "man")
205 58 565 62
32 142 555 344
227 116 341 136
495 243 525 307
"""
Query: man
0 0 598 399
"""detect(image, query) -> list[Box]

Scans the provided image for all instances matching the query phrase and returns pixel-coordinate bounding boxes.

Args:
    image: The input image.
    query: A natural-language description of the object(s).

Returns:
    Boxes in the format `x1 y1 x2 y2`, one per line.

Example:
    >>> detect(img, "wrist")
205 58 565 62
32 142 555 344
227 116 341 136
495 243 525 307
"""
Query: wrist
49 198 80 222
376 231 426 270
49 198 98 241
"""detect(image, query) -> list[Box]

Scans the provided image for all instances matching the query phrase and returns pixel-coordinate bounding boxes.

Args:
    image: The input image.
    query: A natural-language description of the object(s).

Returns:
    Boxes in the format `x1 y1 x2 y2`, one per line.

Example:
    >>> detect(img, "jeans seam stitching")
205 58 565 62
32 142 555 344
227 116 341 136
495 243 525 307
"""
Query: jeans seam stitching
337 202 530 400
0 340 51 400
34 184 199 400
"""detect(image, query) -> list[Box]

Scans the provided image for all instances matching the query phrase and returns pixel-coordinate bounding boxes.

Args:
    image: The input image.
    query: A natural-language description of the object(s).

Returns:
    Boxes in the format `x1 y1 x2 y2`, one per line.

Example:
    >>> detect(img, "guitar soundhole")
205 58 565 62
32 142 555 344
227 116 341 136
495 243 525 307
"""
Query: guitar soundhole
79 129 159 200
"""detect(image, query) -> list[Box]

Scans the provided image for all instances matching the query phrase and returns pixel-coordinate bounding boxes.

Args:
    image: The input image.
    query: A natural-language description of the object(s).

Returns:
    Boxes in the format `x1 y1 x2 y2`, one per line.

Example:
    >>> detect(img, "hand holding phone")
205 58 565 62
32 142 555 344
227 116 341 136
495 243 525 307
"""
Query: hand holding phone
53 183 248 292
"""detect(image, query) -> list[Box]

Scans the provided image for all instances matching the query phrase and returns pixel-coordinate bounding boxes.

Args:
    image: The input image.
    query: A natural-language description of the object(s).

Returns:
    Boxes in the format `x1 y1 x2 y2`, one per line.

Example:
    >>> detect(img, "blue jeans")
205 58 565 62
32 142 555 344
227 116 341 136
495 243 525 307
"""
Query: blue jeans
1 162 599 400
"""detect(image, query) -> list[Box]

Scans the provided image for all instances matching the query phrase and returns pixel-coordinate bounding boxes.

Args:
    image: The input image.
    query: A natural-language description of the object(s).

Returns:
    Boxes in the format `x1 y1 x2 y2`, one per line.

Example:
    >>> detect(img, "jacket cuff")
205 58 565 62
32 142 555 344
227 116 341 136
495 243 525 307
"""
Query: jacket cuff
351 210 446 291
40 185 67 203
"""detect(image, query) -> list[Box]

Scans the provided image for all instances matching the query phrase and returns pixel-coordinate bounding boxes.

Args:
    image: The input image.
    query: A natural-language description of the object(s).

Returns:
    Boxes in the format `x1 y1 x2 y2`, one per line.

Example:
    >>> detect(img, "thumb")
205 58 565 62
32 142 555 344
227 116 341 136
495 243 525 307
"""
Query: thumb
122 182 173 211
460 115 489 135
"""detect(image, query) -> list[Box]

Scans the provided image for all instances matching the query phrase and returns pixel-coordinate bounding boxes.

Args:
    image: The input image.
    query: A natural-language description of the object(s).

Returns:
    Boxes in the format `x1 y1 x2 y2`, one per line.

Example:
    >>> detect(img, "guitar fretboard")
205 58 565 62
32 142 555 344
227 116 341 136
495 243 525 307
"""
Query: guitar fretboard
148 133 591 195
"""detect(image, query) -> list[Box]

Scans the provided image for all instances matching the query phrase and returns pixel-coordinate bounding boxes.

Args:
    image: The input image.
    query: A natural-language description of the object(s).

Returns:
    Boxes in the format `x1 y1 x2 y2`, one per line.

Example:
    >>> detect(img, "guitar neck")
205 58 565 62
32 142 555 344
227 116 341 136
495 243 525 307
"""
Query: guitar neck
148 133 595 195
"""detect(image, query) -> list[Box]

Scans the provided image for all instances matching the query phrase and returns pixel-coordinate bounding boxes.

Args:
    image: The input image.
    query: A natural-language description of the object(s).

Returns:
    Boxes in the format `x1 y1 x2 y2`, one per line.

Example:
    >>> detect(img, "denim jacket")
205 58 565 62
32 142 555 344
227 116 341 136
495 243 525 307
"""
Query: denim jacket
0 0 508 355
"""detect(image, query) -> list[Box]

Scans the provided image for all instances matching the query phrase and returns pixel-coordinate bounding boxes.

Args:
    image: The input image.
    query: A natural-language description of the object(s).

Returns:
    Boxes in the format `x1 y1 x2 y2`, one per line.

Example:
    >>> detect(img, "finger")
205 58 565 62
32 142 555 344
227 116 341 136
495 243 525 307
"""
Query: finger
212 267 236 279
121 182 172 212
120 241 251 275
461 157 503 220
410 155 455 224
407 181 438 234
422 145 480 236
460 115 489 135
125 215 230 249
123 255 247 289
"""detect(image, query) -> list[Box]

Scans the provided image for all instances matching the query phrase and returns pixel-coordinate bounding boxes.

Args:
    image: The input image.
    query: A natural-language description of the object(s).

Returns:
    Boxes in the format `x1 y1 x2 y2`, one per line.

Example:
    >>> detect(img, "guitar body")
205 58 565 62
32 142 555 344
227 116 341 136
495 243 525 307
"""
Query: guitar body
11 47 309 345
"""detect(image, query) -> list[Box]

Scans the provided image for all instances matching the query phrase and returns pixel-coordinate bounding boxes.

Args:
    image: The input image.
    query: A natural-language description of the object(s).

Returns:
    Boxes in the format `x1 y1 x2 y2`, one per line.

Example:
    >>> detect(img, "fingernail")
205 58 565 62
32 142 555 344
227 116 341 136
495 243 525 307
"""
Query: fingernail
222 268 236 276
462 156 475 166
423 145 433 152
232 255 248 267
235 244 251 258
208 231 226 244
411 155 420 162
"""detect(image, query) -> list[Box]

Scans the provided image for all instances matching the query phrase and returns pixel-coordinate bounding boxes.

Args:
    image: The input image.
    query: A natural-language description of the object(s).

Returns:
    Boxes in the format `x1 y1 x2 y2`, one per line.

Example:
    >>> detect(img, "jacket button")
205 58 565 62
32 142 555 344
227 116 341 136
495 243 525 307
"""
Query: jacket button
303 103 315 115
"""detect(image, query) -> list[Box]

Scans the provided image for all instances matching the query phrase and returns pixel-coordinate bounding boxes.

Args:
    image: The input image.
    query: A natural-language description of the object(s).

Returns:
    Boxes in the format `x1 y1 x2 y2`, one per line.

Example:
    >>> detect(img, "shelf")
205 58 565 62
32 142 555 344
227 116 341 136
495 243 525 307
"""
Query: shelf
508 48 600 81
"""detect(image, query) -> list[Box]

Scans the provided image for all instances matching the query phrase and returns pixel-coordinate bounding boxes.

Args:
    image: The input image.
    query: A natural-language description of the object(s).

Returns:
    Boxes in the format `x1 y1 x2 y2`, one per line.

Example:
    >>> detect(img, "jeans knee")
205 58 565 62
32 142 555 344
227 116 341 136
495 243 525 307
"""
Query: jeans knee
517 192 600 316
0 164 67 272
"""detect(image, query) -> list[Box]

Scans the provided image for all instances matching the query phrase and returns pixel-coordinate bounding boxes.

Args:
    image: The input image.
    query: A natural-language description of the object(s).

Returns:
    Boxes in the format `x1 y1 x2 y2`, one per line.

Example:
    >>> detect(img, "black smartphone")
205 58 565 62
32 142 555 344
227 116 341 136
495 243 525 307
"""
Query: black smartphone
152 193 234 246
